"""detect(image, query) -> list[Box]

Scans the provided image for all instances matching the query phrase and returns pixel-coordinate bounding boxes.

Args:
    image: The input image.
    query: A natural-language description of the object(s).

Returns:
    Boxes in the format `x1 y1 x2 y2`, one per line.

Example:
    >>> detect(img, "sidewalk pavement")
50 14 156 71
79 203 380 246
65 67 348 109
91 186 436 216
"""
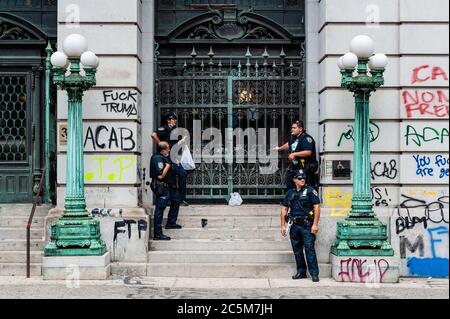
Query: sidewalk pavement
0 276 448 299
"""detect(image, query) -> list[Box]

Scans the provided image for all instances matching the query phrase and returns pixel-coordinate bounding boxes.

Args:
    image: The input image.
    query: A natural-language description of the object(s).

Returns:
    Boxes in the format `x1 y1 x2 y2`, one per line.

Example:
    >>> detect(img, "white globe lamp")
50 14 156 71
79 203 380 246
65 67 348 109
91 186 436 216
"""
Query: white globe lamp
350 35 375 59
63 34 88 58
342 52 358 69
80 51 99 68
369 53 388 70
337 56 345 70
50 51 69 68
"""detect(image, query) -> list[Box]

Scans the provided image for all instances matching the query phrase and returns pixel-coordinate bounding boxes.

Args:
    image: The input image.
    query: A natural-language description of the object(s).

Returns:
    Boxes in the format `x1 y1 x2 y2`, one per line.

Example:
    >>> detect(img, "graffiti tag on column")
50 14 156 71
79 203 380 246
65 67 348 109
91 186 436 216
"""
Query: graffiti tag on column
338 258 390 283
101 90 138 118
85 155 136 182
402 90 449 119
413 154 449 179
370 159 398 180
337 122 380 147
395 194 449 234
405 125 449 147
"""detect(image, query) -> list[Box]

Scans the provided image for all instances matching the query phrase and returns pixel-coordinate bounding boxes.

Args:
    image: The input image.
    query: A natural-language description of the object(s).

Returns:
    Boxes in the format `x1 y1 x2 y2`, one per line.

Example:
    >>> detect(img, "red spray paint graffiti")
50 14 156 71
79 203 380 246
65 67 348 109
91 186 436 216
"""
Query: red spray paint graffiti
411 65 448 85
338 258 390 283
402 90 449 119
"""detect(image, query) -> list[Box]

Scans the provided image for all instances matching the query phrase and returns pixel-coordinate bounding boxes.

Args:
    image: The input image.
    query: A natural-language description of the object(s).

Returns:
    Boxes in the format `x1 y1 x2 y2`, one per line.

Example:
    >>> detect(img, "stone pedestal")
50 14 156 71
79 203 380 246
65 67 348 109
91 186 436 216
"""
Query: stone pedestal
331 254 400 284
42 252 111 280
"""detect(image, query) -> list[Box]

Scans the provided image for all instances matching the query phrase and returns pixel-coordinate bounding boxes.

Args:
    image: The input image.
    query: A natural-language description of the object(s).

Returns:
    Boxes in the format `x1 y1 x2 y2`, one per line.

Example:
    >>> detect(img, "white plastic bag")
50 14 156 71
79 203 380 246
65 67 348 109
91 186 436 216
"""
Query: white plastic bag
180 145 196 170
228 192 243 207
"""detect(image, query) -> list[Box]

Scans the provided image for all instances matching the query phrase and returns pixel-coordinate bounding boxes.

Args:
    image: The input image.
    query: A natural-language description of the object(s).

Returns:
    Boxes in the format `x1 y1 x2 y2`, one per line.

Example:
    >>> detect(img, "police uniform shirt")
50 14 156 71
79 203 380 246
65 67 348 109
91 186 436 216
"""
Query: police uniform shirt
156 125 177 149
150 153 177 185
282 186 320 217
288 132 316 169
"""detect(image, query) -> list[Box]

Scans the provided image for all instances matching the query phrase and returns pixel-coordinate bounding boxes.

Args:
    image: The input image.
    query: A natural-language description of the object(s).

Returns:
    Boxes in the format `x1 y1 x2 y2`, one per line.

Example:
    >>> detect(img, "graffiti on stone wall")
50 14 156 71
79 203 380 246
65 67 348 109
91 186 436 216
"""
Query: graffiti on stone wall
371 159 398 181
338 258 390 283
404 125 449 148
84 125 137 151
101 90 138 118
413 154 449 179
395 190 449 278
402 90 449 119
325 187 395 217
337 122 380 147
84 155 137 182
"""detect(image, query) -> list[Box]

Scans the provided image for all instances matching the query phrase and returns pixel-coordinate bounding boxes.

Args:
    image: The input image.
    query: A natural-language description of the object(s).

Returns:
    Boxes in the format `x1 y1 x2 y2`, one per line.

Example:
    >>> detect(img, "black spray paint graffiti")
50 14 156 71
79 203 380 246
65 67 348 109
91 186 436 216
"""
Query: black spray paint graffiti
371 187 393 207
371 159 398 181
395 195 449 234
337 122 380 147
91 208 112 217
114 219 148 241
102 90 138 118
84 125 136 151
400 235 425 259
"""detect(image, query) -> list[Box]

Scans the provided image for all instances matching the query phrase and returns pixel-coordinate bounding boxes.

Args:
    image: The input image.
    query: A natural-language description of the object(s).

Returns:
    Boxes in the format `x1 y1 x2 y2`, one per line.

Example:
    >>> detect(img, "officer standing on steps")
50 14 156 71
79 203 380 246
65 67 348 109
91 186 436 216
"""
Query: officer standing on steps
274 120 318 190
150 142 183 241
280 169 321 282
151 112 189 207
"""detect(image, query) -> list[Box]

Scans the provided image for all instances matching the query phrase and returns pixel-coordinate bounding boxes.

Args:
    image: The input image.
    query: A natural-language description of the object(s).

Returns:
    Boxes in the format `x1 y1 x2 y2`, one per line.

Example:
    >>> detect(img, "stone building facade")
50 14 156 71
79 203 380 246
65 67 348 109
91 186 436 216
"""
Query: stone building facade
1 0 448 278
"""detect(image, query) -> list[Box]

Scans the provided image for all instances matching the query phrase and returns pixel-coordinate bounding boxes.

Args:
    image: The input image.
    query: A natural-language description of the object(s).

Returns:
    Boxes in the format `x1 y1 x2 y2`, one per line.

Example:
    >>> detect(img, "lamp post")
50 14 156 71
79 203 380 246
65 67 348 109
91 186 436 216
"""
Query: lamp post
44 34 106 257
331 35 394 257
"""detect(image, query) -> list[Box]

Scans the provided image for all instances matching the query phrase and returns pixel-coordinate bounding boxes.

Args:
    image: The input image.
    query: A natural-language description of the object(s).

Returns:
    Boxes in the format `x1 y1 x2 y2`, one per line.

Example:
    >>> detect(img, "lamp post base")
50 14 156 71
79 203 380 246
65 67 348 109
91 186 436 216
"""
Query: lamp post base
331 216 394 257
44 217 107 257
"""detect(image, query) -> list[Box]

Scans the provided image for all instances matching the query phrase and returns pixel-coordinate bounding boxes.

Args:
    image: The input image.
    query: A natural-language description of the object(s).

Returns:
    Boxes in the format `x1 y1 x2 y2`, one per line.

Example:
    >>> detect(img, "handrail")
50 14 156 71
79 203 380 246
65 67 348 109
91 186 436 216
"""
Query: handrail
26 167 46 278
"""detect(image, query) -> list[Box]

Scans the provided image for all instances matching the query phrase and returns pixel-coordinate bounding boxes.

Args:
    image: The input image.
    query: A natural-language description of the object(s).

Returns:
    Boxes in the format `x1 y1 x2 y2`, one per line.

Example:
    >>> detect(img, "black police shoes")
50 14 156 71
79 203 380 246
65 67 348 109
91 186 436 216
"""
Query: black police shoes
312 276 320 282
180 200 190 207
153 235 171 241
165 224 182 229
292 273 308 280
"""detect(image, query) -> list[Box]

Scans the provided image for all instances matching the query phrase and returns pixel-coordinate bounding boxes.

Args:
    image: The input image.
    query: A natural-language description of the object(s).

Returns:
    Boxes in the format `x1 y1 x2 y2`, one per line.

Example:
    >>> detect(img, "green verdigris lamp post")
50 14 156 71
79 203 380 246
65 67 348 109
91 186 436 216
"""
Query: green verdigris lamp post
44 34 106 257
330 35 399 283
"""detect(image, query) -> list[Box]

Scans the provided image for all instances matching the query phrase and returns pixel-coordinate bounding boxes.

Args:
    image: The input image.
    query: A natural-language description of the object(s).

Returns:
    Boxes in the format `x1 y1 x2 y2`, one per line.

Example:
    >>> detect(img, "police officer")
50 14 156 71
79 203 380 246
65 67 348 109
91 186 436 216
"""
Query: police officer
280 169 321 282
150 142 183 241
151 112 189 207
274 120 318 190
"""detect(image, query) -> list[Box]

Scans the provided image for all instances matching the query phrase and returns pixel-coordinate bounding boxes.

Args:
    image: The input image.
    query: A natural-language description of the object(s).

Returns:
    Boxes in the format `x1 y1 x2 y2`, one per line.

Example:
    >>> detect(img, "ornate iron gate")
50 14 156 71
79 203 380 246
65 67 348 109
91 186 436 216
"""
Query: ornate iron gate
0 72 33 202
157 45 305 202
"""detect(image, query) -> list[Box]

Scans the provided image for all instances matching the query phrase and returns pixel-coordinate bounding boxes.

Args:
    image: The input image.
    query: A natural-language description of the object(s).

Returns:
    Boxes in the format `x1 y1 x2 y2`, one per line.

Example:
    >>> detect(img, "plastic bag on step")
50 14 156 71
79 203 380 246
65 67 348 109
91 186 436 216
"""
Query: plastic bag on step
228 192 243 207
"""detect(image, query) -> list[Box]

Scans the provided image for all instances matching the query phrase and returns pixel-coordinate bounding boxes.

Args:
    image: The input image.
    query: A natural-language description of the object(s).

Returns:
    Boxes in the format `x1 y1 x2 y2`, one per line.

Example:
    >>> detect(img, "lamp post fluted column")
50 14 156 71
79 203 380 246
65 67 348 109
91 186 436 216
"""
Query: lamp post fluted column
44 34 106 257
331 36 394 257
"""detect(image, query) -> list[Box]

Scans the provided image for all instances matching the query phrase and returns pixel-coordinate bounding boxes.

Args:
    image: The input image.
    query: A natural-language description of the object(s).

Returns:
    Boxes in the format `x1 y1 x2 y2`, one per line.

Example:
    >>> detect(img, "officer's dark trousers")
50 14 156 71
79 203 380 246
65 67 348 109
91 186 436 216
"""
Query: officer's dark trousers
289 223 320 277
153 188 180 237
173 164 188 202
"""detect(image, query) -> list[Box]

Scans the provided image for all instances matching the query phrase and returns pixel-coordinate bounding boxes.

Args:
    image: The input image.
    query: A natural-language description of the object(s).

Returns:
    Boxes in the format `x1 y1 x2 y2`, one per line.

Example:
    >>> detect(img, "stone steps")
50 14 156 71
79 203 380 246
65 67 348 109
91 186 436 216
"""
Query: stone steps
0 205 52 216
148 250 295 264
152 216 280 228
176 205 281 216
0 251 43 263
0 263 42 277
0 227 45 240
0 216 45 228
0 239 45 251
163 228 282 240
149 239 292 251
146 263 331 278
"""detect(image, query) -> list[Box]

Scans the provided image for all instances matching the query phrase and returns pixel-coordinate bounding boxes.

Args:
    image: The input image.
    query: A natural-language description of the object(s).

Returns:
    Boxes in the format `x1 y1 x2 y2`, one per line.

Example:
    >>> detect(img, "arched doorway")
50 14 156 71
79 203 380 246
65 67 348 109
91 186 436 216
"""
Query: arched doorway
0 12 55 203
155 7 305 202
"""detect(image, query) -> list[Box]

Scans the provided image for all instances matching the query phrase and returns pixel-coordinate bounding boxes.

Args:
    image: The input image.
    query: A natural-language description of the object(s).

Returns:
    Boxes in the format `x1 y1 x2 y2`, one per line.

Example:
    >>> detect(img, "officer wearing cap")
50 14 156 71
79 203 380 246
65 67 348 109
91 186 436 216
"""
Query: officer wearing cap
150 142 183 240
151 112 189 207
274 120 318 190
280 169 321 282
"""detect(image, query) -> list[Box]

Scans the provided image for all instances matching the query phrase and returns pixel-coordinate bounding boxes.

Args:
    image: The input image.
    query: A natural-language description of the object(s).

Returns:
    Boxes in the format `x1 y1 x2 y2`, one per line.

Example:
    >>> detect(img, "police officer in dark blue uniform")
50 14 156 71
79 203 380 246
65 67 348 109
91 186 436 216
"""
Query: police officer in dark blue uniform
151 112 189 207
150 142 182 241
280 169 321 282
274 120 318 190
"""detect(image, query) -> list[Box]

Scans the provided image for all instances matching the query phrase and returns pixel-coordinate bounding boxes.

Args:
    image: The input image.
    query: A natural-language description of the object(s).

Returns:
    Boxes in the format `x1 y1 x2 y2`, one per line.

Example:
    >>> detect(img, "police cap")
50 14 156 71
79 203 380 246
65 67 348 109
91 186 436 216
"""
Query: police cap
294 169 307 180
164 112 178 121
